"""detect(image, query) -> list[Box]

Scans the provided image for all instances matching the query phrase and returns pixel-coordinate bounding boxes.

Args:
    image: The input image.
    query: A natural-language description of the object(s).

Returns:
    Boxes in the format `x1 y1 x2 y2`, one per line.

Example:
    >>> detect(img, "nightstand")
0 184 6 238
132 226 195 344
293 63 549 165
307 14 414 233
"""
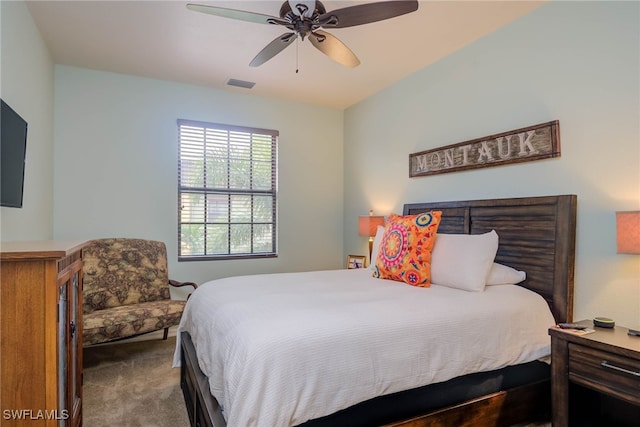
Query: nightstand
549 320 640 427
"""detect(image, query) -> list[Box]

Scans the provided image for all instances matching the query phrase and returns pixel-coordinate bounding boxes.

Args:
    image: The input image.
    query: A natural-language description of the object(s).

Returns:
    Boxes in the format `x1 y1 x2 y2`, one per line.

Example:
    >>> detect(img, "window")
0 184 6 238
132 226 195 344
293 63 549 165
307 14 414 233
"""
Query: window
178 119 278 260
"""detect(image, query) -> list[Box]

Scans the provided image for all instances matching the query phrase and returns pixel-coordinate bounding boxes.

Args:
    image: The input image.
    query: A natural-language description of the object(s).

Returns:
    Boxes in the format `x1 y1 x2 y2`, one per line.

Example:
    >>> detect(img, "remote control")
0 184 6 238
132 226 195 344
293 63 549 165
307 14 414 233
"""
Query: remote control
628 328 640 337
558 322 587 330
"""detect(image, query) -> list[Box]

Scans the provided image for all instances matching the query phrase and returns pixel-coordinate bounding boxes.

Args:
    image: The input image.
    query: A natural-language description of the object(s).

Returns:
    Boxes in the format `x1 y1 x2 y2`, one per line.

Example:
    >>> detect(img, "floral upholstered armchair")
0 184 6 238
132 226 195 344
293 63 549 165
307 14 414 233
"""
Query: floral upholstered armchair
82 238 197 346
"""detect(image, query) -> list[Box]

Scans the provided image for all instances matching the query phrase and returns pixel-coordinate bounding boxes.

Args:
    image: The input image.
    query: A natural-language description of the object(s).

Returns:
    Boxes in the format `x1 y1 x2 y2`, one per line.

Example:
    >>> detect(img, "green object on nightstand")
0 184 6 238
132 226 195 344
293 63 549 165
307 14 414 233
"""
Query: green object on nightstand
593 316 615 328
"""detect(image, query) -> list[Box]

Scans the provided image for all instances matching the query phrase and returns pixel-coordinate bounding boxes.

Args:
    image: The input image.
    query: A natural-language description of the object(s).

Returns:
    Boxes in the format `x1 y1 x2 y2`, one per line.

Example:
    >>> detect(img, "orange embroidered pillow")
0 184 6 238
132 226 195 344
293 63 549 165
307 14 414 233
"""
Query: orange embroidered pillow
372 211 442 287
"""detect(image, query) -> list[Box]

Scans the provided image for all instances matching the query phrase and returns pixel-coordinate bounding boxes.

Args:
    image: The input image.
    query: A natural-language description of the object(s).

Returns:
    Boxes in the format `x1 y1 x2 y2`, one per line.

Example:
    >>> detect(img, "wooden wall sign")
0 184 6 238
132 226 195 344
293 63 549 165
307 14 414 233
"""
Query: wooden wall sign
409 120 560 177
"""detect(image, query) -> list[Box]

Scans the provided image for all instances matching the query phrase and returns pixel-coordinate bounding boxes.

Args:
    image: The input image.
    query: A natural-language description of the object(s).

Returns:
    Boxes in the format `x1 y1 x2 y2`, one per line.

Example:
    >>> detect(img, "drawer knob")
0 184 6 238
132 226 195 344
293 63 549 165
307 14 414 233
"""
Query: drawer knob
601 360 640 377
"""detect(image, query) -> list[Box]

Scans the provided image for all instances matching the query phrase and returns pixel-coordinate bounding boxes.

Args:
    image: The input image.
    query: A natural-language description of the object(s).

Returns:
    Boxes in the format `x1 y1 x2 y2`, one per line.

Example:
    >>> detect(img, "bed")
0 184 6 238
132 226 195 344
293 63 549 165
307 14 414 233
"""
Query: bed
175 194 577 427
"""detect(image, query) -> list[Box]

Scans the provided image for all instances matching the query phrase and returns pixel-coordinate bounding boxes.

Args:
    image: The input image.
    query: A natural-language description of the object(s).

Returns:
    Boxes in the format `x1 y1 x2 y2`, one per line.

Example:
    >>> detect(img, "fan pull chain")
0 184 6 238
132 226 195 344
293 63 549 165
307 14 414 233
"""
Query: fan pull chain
296 38 299 73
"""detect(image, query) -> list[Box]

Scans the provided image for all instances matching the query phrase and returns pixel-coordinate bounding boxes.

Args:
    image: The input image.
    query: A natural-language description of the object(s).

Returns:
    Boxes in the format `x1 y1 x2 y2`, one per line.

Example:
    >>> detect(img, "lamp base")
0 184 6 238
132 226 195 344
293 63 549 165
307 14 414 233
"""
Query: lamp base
368 239 374 264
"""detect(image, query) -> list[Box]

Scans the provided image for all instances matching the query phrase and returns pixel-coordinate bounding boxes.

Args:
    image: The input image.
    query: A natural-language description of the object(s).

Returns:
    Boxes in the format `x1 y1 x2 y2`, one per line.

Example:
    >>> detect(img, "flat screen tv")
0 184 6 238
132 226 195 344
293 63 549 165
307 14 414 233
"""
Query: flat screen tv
1 99 28 208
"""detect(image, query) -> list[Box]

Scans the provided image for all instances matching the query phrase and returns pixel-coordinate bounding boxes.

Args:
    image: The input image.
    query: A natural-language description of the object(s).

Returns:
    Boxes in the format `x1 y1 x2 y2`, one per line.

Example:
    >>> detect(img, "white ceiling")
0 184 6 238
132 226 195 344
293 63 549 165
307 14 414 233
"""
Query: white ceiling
26 0 545 109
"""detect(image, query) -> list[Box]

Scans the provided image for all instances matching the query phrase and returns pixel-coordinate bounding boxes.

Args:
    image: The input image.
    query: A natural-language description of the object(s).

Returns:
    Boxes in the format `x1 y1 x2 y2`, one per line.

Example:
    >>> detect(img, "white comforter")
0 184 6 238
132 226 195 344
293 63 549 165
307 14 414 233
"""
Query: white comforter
173 268 555 427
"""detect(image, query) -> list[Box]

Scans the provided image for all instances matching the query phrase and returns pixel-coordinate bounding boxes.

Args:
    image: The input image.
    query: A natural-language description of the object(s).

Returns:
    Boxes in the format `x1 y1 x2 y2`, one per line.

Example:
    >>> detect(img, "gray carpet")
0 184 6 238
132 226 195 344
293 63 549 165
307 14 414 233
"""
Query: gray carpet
83 337 550 427
83 337 189 427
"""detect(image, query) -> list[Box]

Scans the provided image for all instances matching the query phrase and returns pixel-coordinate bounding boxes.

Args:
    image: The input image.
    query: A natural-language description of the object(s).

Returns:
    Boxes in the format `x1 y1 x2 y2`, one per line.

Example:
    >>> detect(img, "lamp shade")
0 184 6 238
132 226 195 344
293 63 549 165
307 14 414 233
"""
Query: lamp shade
616 211 640 254
358 212 385 237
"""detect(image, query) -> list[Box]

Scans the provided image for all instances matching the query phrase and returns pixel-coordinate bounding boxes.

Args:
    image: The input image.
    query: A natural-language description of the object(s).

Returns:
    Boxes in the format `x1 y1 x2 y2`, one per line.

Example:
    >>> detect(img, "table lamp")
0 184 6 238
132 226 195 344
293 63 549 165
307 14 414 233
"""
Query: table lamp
359 210 385 263
616 211 640 254
616 211 640 337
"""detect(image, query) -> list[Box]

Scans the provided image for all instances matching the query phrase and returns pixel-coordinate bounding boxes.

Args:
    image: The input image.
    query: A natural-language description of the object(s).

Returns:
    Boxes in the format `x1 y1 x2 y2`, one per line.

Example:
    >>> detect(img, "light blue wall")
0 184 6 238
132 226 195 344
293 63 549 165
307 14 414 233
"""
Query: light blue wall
0 0 54 240
344 1 640 327
53 66 344 288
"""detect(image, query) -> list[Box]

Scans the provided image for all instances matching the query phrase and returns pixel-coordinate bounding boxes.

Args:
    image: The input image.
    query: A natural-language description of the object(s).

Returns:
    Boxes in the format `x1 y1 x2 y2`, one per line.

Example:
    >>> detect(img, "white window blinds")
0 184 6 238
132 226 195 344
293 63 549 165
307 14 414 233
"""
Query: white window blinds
178 119 278 260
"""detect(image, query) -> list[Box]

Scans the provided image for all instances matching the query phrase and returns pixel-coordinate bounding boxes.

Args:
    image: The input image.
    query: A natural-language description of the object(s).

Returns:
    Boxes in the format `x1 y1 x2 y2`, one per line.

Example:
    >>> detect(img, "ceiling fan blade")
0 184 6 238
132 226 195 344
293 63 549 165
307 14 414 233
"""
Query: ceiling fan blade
187 3 289 26
288 0 316 18
318 0 418 28
249 33 298 67
309 30 360 68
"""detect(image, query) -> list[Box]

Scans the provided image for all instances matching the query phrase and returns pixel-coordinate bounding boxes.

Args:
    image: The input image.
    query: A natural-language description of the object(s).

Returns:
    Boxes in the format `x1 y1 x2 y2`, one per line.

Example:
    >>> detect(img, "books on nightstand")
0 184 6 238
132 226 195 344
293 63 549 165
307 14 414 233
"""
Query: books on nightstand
552 323 596 336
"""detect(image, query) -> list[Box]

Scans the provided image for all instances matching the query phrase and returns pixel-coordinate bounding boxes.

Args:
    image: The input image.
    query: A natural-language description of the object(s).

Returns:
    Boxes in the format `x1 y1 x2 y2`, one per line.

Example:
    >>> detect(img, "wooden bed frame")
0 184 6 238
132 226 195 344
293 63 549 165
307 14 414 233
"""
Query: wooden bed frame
180 194 577 427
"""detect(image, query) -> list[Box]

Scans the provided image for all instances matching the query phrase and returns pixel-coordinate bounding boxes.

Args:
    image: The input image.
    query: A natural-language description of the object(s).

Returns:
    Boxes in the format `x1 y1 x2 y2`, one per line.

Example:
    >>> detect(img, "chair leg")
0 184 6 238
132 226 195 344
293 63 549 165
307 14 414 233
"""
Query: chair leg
163 327 169 340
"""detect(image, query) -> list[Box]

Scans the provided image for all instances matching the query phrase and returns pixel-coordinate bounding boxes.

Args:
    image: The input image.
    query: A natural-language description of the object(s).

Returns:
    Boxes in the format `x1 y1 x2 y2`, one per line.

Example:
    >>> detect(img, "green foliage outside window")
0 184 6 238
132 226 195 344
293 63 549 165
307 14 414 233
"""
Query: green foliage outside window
178 120 278 260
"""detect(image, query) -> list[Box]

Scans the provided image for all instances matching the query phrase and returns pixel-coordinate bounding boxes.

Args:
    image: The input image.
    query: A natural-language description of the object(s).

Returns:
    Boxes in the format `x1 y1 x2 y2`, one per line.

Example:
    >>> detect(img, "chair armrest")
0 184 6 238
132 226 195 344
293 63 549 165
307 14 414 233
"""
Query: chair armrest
169 279 198 289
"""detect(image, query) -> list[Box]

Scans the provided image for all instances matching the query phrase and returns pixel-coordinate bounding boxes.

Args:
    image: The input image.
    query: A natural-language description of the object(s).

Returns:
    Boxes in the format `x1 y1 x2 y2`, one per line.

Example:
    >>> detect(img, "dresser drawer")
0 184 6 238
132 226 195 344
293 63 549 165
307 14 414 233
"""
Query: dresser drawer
568 343 640 405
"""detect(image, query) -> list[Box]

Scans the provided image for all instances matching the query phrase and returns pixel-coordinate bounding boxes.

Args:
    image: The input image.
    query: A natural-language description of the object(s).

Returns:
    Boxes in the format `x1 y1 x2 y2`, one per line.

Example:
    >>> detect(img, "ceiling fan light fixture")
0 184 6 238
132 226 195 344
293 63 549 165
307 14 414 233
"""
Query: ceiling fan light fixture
227 78 256 89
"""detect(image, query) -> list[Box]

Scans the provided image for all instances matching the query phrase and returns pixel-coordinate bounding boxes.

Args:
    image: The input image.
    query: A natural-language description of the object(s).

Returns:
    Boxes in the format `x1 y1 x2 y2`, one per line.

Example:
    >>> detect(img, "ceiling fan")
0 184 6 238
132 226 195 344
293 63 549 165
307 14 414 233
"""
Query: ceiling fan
187 1 419 68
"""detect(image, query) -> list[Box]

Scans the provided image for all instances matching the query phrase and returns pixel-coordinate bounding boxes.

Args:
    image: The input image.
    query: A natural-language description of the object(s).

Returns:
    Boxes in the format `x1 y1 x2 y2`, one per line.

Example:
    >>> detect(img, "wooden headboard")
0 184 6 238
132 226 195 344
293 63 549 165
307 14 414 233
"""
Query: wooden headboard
403 194 577 322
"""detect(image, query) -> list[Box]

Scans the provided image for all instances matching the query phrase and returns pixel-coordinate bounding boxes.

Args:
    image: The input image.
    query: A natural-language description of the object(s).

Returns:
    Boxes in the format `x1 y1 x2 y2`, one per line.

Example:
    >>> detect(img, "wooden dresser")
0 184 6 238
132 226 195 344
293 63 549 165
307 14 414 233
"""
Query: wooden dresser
1 241 86 427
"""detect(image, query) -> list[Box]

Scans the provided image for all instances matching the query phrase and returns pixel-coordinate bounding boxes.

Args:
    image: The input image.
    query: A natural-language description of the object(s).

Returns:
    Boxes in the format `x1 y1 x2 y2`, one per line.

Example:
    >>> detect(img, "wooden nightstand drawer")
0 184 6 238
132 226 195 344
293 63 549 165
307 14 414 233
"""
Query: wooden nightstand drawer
568 343 640 405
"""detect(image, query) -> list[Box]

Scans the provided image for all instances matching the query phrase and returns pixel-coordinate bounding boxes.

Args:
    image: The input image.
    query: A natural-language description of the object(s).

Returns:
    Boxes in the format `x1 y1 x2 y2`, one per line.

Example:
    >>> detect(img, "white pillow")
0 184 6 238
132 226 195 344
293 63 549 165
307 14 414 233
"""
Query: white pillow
486 262 526 285
369 225 385 269
430 230 499 292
